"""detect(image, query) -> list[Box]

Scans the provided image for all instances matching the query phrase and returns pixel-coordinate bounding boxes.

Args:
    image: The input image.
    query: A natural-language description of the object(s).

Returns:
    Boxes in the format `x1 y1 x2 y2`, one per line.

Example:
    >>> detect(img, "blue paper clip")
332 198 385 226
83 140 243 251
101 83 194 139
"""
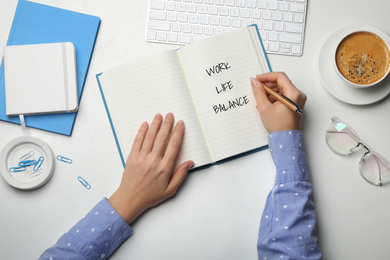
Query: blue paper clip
20 151 35 161
30 168 43 178
57 155 73 164
9 166 27 172
18 160 37 167
34 156 44 171
78 176 91 189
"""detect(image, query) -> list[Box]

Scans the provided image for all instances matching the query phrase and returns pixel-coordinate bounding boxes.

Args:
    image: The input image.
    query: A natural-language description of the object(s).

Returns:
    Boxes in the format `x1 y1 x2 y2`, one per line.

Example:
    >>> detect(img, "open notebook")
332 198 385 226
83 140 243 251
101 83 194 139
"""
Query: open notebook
97 25 271 169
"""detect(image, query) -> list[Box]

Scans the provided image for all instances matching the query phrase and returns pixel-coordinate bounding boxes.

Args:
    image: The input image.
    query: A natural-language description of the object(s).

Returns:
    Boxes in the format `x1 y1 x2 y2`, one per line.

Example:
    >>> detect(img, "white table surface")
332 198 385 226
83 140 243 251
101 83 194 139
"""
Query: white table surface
1 0 390 259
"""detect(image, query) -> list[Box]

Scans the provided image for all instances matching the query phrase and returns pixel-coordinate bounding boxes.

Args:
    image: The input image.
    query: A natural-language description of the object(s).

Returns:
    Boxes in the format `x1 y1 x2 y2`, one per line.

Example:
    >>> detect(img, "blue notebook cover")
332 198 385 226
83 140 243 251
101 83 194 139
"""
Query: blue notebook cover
0 0 101 136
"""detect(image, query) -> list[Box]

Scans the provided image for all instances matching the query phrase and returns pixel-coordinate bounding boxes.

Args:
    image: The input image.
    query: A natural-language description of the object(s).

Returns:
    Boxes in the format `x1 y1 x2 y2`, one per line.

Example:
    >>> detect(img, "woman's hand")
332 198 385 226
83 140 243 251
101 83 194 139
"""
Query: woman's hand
251 72 307 133
108 113 194 224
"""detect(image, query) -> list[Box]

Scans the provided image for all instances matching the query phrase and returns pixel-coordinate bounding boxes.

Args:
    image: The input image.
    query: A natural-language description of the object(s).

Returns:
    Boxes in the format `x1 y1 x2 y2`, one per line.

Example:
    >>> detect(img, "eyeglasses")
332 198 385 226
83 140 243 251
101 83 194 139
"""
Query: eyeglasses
325 116 390 186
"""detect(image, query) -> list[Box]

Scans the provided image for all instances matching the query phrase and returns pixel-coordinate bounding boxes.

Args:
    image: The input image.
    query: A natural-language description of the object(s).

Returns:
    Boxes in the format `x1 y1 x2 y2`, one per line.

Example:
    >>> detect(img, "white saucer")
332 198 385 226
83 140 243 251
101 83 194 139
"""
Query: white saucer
0 136 55 190
318 25 390 105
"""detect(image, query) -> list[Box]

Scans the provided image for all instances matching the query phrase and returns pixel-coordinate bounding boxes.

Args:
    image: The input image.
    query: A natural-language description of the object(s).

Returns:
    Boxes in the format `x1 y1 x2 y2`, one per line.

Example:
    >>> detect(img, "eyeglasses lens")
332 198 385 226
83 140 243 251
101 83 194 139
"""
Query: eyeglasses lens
326 120 360 155
359 152 390 186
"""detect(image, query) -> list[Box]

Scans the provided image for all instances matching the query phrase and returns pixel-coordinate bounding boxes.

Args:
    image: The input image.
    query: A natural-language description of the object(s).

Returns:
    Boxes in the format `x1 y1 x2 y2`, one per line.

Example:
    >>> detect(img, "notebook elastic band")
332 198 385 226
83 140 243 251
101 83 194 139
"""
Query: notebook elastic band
62 43 70 113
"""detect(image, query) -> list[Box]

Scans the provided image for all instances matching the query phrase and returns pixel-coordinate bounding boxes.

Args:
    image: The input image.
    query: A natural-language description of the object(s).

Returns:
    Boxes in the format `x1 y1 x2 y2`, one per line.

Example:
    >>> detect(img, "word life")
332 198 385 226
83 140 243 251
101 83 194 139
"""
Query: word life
213 95 250 114
205 62 231 76
215 81 234 94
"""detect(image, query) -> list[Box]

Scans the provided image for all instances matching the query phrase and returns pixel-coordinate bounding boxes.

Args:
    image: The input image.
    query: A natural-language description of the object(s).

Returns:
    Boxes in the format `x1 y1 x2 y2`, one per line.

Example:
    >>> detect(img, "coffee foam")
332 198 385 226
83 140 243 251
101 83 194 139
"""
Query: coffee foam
335 31 390 85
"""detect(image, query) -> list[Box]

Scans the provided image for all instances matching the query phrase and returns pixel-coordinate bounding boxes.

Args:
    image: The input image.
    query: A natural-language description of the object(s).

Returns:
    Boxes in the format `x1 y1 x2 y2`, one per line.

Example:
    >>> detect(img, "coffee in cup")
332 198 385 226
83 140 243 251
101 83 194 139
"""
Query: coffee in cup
335 31 390 87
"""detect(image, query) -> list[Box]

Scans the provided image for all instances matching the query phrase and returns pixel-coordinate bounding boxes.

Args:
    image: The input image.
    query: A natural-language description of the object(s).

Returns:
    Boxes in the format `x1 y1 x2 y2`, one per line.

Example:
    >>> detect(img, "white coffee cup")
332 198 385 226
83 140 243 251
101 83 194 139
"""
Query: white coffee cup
334 28 390 88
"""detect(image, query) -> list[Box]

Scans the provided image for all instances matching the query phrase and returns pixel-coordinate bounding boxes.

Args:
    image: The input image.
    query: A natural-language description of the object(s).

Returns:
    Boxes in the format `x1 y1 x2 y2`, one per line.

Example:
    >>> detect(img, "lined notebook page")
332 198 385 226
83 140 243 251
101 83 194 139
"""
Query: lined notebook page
98 51 211 168
178 27 270 162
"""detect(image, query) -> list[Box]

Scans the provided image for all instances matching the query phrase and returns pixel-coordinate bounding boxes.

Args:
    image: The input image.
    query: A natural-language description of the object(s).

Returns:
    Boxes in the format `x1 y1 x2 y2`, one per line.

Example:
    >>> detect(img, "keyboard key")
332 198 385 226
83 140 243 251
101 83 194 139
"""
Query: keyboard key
150 0 165 10
260 31 267 40
279 2 288 11
209 6 218 15
219 6 229 16
251 10 261 19
281 42 290 49
258 0 267 9
285 23 303 33
210 16 220 25
147 31 157 40
231 18 241 28
148 20 170 31
294 13 304 23
279 32 302 43
172 23 182 32
215 27 224 35
183 24 192 33
166 2 176 11
272 12 282 21
198 5 208 14
221 17 230 26
167 12 177 21
187 4 197 12
157 32 167 41
177 3 187 11
230 8 240 17
262 11 272 20
240 9 250 18
290 3 305 12
268 1 278 10
280 48 290 54
168 33 178 42
247 0 257 8
199 15 209 24
225 0 235 7
263 20 273 30
269 32 278 41
263 42 269 51
193 25 203 34
242 19 252 27
269 42 279 52
204 26 214 35
149 10 167 20
253 20 262 29
179 34 191 43
274 22 284 32
291 44 302 54
178 13 188 22
236 0 245 7
189 14 199 23
283 12 293 22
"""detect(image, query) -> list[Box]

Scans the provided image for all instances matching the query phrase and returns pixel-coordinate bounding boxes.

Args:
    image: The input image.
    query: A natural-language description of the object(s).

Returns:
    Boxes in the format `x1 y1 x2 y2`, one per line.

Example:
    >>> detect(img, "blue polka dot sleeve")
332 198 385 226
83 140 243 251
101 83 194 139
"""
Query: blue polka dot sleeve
39 198 133 260
257 130 321 260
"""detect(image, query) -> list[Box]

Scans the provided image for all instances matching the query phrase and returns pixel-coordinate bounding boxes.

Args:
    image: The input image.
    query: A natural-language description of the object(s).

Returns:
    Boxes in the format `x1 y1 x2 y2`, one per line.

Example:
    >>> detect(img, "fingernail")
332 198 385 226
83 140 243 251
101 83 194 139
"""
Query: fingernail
155 114 162 120
142 121 148 127
250 77 258 87
187 161 194 170
177 120 184 127
166 113 173 119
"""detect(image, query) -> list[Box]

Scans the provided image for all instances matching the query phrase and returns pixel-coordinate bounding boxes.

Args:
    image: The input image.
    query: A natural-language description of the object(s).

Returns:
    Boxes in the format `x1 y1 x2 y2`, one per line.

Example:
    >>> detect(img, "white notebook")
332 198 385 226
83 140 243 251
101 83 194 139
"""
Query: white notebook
4 42 78 116
97 26 271 169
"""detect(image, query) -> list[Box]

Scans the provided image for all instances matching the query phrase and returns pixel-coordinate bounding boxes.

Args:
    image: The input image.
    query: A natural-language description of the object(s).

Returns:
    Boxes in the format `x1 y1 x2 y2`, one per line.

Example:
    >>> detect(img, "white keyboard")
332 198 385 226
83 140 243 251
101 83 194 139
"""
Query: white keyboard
146 0 307 56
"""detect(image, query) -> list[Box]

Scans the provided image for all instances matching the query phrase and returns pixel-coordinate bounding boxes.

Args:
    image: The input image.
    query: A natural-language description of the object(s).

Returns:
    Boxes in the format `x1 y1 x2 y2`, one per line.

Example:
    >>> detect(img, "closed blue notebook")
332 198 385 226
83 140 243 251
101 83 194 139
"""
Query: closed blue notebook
0 0 100 136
